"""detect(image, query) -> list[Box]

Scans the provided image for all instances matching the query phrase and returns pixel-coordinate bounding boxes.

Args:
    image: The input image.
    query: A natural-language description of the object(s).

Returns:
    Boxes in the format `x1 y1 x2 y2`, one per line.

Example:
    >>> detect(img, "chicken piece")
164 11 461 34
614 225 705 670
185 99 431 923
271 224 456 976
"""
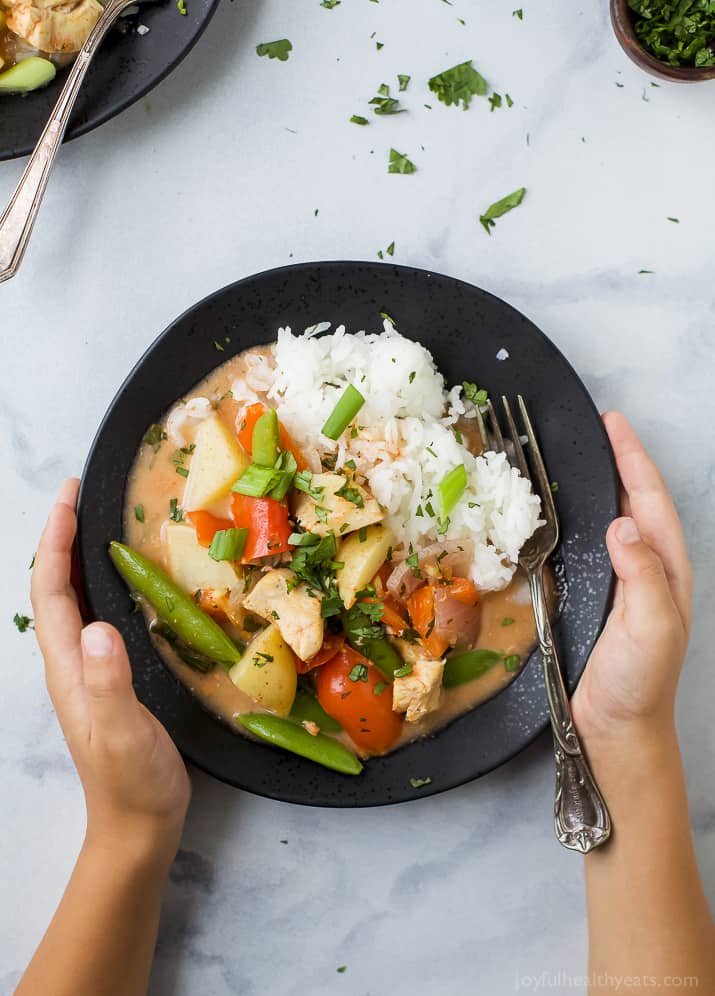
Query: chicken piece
294 473 383 538
7 0 102 54
390 640 445 722
243 568 324 662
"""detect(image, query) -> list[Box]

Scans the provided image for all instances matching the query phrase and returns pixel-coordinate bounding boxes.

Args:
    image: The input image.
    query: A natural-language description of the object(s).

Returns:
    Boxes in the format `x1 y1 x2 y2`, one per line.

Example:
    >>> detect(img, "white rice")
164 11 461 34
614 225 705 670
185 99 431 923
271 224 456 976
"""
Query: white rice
230 323 543 592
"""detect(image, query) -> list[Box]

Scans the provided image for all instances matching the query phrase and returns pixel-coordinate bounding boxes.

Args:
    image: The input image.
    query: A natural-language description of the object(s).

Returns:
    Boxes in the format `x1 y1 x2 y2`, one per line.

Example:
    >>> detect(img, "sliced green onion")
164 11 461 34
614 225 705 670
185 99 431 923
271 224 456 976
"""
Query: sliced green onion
288 532 321 546
252 409 280 466
268 451 297 501
209 528 249 562
232 464 278 498
438 464 467 524
322 385 365 439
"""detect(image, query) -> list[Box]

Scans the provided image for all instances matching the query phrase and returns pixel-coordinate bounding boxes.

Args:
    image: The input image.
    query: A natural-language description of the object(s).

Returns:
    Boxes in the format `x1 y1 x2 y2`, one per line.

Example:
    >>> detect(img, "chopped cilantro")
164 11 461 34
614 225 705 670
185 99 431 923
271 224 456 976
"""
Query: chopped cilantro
428 60 488 110
213 339 224 351
409 776 432 788
374 681 387 696
350 114 369 125
388 148 417 174
13 613 34 633
489 92 502 112
321 0 340 6
337 966 347 974
506 93 514 107
501 617 515 627
335 482 365 507
550 481 560 493
512 7 523 18
667 217 680 224
256 39 292 61
134 504 145 523
143 423 167 452
386 241 395 256
177 0 186 13
348 663 369 682
397 73 411 91
504 654 522 672
479 187 526 235
394 662 413 678
628 0 715 67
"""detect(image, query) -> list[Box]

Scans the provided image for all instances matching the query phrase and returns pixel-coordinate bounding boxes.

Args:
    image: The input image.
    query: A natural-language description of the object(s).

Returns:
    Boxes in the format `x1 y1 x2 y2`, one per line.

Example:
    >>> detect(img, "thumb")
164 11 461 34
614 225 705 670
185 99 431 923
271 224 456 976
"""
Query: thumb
606 517 675 629
81 623 139 733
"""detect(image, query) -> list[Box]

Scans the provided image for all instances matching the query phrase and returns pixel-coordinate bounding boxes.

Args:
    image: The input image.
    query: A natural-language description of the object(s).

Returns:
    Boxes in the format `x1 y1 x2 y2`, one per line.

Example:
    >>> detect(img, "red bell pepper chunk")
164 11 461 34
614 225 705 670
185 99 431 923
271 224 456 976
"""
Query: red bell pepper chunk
230 493 291 562
187 511 235 548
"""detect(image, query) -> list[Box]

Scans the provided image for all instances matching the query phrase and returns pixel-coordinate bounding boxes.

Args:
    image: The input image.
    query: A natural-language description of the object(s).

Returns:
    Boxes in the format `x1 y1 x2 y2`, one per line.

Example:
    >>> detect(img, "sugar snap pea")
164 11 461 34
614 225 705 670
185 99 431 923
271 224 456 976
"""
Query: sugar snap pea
109 541 243 666
289 688 343 733
442 649 503 688
358 636 403 680
238 713 363 775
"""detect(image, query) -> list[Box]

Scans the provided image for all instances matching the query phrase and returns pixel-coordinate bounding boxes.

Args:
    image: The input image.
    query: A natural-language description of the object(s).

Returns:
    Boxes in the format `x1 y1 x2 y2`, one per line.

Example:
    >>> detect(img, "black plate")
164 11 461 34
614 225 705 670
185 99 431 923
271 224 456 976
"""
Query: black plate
77 262 618 807
0 0 218 162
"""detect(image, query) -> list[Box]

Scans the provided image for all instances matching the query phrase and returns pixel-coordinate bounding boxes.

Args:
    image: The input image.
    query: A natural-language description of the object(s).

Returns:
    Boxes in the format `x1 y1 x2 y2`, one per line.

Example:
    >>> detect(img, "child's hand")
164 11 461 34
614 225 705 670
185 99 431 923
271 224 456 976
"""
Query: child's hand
31 479 191 859
572 412 692 748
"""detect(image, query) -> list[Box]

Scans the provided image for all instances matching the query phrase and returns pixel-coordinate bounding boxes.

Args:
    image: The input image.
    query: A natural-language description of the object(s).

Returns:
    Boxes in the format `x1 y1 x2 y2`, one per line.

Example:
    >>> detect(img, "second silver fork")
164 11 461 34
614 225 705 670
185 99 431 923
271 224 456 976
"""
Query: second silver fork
476 395 611 854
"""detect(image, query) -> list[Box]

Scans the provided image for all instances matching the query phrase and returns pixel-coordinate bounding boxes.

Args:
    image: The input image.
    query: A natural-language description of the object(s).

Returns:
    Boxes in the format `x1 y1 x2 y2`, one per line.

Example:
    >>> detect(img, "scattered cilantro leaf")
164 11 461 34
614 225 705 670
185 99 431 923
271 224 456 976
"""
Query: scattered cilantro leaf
397 73 411 91
321 0 340 6
512 7 523 18
428 60 488 110
479 187 526 234
388 148 417 174
134 504 145 523
350 114 369 125
256 39 292 61
489 92 502 111
13 613 34 633
409 776 432 788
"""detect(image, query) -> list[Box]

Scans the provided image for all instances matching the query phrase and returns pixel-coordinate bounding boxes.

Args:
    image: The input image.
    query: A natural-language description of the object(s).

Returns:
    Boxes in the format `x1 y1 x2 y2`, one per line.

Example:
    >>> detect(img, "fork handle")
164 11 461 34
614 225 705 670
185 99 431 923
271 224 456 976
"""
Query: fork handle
528 569 612 854
0 0 129 283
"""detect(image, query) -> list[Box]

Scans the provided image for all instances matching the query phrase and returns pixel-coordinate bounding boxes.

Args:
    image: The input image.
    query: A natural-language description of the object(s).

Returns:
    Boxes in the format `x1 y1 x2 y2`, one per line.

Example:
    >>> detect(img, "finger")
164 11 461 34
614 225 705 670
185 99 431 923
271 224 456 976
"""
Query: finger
606 518 682 639
81 624 140 738
31 479 85 709
602 412 691 629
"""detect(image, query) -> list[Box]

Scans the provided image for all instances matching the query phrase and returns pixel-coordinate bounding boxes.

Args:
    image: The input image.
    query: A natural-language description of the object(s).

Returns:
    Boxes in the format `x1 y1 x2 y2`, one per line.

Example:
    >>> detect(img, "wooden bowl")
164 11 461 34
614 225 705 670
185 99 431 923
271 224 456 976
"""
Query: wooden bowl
610 0 715 82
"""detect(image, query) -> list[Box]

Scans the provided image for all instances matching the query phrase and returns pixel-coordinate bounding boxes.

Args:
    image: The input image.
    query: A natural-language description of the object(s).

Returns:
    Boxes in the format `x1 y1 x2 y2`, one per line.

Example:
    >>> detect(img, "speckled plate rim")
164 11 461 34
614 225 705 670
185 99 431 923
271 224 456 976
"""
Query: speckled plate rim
77 261 618 807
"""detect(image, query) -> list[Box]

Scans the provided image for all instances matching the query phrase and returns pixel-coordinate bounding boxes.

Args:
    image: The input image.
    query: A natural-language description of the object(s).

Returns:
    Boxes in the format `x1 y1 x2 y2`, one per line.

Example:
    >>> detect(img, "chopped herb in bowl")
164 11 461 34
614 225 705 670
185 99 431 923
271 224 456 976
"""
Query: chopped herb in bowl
628 0 715 67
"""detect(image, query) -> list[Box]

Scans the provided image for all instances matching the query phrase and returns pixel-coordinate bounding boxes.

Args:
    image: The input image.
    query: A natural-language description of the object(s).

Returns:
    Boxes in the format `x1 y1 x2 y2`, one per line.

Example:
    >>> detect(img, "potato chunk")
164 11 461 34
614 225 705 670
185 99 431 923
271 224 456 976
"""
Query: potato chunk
336 525 394 609
164 522 239 595
229 625 297 717
243 568 324 662
181 415 249 512
294 473 383 538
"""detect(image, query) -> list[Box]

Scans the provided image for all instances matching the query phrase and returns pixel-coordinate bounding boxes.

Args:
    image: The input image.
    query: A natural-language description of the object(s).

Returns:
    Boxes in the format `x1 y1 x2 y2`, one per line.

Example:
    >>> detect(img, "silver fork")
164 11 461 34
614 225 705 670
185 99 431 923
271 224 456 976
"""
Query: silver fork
0 0 149 283
475 395 611 854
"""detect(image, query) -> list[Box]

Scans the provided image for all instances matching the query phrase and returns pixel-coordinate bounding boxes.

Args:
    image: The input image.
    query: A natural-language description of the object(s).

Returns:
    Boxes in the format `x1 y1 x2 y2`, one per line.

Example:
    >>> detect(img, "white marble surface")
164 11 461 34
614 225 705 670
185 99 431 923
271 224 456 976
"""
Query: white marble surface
2 1 714 993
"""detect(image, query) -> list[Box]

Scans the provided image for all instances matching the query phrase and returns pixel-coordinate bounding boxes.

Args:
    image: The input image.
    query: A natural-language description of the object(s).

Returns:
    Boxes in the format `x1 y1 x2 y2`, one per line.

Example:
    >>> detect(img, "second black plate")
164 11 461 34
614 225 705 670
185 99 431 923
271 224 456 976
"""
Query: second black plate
77 262 618 807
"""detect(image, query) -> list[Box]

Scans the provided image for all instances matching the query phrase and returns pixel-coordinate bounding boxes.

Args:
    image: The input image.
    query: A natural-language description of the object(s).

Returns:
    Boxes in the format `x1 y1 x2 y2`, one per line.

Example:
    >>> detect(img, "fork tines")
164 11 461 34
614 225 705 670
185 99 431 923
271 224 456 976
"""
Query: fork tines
474 396 558 539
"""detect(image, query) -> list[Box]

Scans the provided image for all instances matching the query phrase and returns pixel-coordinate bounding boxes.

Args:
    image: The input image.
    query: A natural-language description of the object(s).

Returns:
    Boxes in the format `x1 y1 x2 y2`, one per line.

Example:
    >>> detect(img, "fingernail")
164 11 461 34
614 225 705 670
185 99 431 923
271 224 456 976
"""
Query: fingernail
617 517 640 545
81 625 114 658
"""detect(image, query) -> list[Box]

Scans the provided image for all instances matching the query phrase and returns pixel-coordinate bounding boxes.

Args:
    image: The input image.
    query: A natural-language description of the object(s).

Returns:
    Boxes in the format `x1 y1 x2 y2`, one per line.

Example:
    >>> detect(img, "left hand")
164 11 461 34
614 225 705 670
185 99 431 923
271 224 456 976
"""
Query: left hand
31 479 191 859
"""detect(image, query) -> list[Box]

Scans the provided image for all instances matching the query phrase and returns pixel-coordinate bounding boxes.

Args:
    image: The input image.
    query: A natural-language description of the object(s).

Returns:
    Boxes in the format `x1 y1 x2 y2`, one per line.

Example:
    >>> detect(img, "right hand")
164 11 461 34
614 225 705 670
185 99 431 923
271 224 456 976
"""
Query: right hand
571 412 692 747
31 479 191 859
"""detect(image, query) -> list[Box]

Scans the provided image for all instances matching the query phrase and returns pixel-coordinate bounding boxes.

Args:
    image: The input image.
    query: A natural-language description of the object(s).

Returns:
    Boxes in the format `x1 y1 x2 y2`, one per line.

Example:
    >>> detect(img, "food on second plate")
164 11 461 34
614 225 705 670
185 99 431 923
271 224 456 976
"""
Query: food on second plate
0 0 102 94
117 322 553 775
